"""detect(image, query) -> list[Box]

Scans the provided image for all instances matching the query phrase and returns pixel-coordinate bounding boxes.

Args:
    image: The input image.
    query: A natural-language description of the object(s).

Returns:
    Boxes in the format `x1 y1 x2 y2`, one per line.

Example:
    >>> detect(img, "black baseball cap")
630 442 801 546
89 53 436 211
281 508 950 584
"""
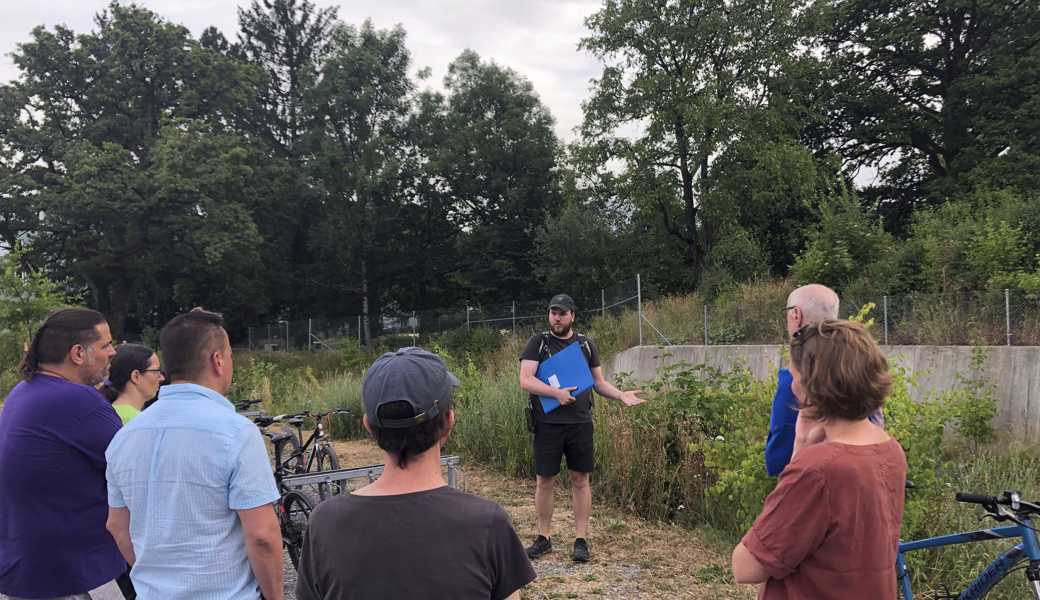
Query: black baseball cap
548 293 576 312
362 347 459 429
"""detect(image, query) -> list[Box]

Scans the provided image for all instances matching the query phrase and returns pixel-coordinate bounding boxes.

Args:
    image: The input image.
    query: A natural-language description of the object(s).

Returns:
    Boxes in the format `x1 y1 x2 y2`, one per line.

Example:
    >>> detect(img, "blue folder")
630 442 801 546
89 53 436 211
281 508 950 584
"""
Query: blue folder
535 341 595 413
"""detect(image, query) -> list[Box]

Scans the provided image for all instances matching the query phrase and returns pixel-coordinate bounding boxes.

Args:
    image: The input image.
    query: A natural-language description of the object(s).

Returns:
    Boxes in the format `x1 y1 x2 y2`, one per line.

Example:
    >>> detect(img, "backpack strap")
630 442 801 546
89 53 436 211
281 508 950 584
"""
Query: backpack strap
575 333 593 363
541 331 593 363
538 332 552 360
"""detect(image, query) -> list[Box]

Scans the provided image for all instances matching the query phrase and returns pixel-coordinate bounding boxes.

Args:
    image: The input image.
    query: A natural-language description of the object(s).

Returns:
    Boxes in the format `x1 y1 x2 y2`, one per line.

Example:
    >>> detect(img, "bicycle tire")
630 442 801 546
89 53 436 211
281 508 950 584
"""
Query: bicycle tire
311 443 341 500
280 490 314 571
963 545 1028 599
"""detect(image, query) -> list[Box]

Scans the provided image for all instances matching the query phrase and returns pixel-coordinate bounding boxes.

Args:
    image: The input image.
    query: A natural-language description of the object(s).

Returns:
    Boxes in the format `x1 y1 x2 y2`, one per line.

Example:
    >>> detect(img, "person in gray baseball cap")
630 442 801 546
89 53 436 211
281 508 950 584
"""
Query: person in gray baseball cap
295 347 535 600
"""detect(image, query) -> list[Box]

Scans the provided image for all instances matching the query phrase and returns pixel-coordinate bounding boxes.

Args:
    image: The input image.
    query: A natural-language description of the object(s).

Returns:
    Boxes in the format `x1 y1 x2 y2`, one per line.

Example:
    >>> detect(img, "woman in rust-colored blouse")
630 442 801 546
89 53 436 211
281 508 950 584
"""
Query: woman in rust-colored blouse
731 320 907 600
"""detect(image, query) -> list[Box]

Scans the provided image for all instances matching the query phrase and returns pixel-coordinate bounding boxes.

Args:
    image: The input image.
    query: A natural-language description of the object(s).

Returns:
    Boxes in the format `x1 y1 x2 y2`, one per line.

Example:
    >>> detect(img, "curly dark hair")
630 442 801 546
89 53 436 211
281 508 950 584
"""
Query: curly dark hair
790 320 891 421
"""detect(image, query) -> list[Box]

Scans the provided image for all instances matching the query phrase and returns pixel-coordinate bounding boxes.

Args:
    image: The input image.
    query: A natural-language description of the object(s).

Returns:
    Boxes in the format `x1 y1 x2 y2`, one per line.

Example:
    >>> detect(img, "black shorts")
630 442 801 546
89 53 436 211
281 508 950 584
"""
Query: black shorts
533 421 595 476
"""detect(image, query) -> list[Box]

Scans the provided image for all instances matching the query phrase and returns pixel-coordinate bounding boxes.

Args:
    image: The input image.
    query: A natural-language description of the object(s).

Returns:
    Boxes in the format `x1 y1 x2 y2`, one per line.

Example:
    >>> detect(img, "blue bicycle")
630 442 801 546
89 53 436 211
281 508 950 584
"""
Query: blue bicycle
898 490 1040 599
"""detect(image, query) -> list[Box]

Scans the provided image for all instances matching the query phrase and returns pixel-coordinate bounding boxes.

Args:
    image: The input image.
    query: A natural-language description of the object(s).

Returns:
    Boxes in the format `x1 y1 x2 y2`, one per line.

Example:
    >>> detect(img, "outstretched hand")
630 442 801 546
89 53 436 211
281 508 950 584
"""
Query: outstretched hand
618 390 646 407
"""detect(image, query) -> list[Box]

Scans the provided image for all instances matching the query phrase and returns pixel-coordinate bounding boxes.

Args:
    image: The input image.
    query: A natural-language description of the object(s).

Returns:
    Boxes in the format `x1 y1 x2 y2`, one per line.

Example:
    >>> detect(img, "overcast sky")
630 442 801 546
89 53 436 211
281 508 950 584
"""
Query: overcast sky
0 0 606 141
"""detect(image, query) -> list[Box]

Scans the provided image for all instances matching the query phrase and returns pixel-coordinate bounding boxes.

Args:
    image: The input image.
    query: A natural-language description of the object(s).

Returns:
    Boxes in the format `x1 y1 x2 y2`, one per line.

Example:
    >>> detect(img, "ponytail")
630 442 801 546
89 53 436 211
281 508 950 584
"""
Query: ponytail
18 308 107 381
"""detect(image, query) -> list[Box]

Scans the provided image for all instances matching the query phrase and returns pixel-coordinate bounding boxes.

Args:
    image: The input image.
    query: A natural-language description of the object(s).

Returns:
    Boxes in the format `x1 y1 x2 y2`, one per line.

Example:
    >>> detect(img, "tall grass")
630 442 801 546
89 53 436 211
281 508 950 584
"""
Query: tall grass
241 290 1038 598
900 445 1040 599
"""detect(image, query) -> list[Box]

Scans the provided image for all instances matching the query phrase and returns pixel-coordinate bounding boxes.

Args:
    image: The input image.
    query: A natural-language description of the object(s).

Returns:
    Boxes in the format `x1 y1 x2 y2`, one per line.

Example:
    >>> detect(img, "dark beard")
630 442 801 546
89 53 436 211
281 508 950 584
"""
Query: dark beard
550 324 572 338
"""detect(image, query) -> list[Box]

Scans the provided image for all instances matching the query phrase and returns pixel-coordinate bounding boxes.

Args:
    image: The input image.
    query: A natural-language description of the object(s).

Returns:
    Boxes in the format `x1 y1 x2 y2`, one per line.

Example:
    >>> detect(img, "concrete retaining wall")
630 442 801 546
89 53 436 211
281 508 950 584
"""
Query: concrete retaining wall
608 345 1040 441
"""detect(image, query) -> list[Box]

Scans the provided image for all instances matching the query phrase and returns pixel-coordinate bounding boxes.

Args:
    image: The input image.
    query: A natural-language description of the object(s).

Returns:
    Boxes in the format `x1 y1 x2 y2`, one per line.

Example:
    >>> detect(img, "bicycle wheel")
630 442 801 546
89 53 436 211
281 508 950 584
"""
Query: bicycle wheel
311 443 341 500
965 545 1028 599
280 491 314 570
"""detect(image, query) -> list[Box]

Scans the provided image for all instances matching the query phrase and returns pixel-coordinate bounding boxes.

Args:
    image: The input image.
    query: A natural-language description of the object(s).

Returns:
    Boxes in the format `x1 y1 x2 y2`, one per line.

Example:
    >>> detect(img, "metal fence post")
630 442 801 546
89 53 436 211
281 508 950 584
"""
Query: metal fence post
1005 288 1012 346
357 315 362 348
284 321 289 352
511 301 516 334
308 319 312 351
601 288 606 319
248 327 253 351
466 306 471 331
267 324 271 350
703 304 709 346
883 295 889 346
412 311 417 337
636 273 643 346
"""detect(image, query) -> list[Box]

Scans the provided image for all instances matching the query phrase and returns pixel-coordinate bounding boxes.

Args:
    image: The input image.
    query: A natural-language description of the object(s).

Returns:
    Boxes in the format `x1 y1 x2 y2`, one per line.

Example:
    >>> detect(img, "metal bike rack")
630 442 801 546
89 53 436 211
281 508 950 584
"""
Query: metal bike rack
282 455 461 495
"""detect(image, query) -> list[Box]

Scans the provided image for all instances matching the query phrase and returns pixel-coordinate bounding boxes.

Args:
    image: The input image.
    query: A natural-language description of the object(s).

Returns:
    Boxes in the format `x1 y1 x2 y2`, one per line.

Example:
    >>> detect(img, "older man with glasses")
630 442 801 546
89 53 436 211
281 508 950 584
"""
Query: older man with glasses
765 284 885 476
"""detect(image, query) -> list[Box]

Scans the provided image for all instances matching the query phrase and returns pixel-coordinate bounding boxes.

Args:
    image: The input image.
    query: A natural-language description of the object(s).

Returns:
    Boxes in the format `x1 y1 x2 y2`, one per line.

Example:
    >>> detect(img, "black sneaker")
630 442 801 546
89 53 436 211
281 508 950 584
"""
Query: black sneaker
526 535 552 559
572 538 589 562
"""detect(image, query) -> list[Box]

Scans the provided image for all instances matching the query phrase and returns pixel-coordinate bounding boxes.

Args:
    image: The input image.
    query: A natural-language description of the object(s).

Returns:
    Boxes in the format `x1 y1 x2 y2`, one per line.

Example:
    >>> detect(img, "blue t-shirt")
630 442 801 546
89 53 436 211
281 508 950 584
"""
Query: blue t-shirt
0 375 126 597
106 383 279 599
764 368 886 477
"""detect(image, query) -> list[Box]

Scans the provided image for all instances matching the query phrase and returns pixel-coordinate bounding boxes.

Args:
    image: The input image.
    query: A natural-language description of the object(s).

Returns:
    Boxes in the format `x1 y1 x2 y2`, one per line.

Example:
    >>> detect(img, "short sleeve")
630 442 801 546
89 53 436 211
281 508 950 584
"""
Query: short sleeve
519 335 542 362
486 506 536 600
741 461 832 580
69 400 122 471
585 337 601 368
106 443 127 508
228 425 279 510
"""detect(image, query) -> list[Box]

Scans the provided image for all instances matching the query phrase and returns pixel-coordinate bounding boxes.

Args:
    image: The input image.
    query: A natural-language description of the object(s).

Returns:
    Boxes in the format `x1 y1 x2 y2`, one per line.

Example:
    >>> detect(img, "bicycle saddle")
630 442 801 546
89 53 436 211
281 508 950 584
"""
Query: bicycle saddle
268 428 295 443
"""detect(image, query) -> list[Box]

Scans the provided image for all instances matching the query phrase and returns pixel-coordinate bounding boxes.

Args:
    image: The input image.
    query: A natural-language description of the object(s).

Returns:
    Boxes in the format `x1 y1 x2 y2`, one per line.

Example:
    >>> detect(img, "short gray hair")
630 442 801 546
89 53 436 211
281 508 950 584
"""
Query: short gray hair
788 284 840 323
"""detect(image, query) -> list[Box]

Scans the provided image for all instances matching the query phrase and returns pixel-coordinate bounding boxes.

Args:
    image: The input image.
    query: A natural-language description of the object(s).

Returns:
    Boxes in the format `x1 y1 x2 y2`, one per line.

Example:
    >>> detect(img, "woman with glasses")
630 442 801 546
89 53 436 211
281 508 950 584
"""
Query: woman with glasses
101 343 165 425
731 320 907 599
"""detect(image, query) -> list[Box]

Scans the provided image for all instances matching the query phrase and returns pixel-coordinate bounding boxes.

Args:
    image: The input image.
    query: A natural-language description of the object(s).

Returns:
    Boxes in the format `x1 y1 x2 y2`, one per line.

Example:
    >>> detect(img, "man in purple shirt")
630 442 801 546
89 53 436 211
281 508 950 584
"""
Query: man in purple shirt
0 308 125 600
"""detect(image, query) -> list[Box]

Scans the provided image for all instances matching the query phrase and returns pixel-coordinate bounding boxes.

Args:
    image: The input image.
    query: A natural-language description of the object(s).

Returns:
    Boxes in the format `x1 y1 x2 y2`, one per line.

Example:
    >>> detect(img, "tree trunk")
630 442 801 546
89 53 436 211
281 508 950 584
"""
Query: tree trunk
674 118 702 271
360 260 371 348
107 278 131 341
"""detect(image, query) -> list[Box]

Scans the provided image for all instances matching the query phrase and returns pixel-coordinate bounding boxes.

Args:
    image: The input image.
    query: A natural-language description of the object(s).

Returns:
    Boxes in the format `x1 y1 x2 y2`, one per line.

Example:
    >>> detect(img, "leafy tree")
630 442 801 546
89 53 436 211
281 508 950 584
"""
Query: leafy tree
3 3 265 336
580 0 806 280
424 50 561 301
233 0 340 317
235 0 338 156
790 190 900 293
818 0 1040 223
0 247 70 342
307 21 417 344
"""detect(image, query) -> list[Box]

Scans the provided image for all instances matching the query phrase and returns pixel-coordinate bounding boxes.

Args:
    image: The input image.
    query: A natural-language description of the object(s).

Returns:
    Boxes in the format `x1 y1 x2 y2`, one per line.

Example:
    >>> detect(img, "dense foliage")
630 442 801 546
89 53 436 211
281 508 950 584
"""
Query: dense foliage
1 0 1038 343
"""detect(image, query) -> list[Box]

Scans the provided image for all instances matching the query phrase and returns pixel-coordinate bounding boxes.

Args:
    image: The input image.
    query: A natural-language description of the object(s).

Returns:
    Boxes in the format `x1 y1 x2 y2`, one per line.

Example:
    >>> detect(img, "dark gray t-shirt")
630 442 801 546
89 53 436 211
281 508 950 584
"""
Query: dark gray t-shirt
295 486 535 600
520 332 601 424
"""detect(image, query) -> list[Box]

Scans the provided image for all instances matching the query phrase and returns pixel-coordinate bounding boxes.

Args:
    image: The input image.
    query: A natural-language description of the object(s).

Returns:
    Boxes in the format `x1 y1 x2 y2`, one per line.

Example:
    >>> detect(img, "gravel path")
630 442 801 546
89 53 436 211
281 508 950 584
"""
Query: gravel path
283 549 297 599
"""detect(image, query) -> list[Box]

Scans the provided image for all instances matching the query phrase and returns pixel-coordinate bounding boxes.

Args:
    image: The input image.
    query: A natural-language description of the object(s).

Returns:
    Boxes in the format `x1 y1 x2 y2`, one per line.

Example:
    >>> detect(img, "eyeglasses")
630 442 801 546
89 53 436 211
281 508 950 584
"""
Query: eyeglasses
782 305 797 313
139 369 164 375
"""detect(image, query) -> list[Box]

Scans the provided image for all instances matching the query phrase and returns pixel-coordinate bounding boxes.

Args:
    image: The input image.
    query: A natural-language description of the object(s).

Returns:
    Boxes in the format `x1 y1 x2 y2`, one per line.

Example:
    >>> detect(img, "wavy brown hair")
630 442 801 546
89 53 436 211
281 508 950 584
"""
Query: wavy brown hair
790 320 891 421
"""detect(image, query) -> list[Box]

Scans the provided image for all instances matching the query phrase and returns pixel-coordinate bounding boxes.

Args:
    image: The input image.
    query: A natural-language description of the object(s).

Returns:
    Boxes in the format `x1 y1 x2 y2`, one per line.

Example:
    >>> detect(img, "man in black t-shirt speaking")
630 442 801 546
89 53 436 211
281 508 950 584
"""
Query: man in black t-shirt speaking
296 347 535 600
519 294 645 563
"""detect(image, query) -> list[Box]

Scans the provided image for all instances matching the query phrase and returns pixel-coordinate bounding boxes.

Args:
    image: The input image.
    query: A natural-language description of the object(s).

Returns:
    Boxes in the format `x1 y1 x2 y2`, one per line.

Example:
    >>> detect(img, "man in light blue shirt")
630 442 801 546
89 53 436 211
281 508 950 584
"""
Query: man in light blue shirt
105 309 282 600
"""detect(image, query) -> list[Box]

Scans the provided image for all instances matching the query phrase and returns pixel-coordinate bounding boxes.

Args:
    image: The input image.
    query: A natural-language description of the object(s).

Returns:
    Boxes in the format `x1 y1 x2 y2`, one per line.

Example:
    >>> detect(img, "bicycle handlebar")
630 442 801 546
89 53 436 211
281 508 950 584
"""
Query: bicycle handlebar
956 490 1040 517
252 408 354 427
956 492 999 506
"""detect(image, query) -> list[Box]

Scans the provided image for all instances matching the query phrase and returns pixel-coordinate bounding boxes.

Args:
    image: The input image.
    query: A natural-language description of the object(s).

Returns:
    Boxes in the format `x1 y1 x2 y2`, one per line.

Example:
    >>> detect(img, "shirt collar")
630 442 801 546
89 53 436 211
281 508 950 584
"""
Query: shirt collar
158 383 235 411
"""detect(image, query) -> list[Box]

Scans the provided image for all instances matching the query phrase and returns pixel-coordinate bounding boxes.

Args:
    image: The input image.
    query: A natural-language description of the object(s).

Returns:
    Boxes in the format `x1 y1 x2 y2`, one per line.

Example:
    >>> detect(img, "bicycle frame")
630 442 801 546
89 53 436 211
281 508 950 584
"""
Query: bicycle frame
897 518 1040 599
269 416 332 489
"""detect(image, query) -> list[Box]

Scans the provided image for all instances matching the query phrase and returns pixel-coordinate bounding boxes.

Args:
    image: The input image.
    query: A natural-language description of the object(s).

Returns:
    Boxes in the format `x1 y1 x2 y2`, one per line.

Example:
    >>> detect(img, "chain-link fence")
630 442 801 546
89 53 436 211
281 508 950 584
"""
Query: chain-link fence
239 280 1040 351
238 276 645 351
